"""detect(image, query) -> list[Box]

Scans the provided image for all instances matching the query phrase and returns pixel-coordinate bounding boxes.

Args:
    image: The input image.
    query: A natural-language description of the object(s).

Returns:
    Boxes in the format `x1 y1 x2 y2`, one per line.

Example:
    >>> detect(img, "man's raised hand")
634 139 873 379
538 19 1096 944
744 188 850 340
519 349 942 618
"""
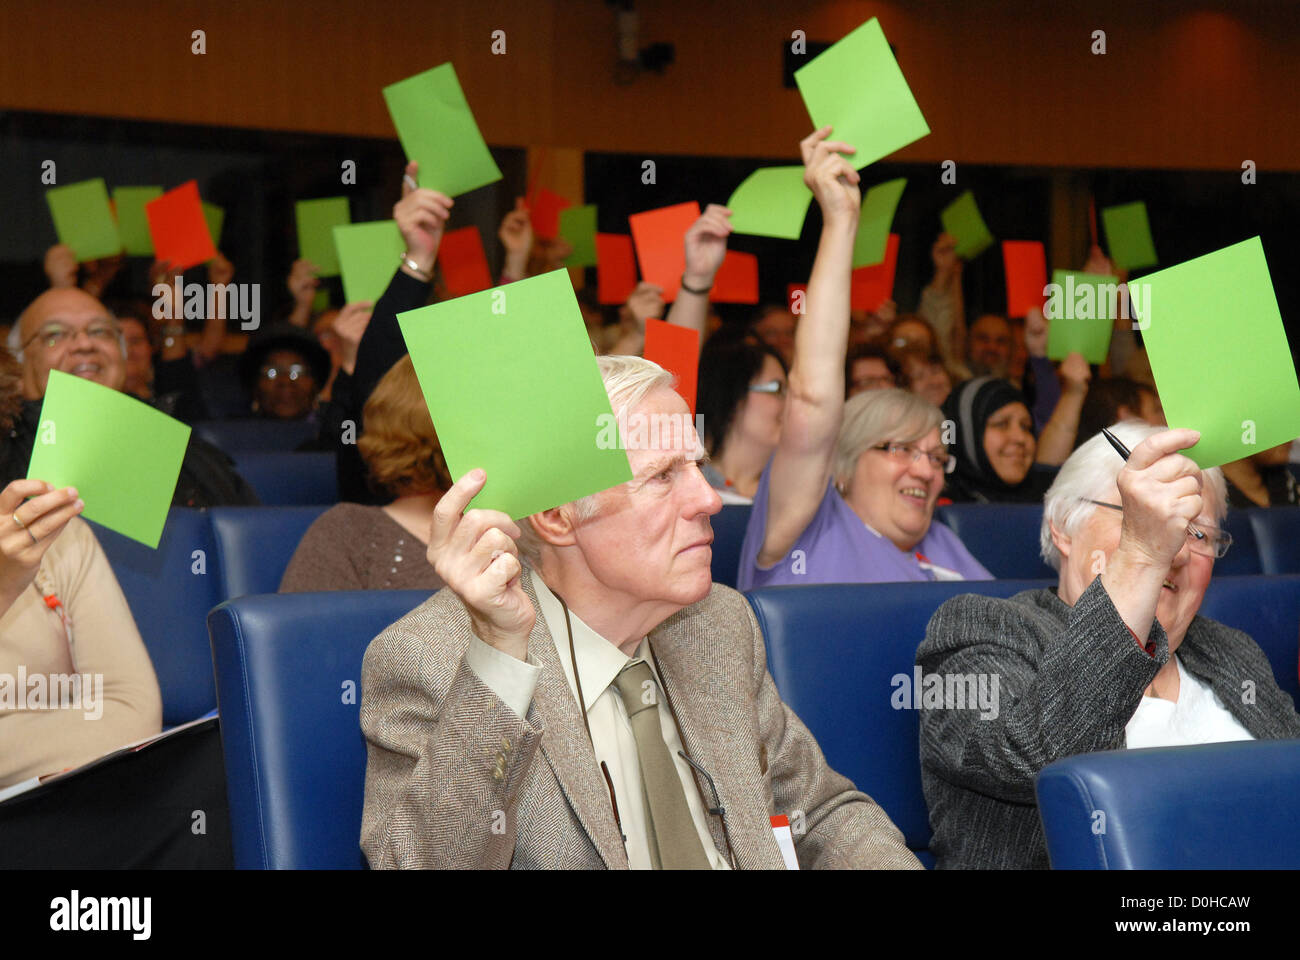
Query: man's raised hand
394 161 453 276
800 127 861 227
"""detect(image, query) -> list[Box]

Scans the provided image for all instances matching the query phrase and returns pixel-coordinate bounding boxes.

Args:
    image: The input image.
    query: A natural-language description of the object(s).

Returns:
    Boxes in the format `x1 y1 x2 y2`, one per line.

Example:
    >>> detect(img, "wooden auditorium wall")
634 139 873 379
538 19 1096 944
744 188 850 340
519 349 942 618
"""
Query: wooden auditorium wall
2 0 1298 171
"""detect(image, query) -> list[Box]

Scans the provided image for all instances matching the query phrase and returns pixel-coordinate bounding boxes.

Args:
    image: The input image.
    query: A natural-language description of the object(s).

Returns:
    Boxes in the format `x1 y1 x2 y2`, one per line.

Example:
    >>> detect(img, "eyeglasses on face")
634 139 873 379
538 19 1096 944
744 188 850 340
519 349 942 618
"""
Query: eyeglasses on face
24 319 121 351
748 379 786 395
1081 499 1232 559
871 441 955 474
260 363 311 382
851 375 895 392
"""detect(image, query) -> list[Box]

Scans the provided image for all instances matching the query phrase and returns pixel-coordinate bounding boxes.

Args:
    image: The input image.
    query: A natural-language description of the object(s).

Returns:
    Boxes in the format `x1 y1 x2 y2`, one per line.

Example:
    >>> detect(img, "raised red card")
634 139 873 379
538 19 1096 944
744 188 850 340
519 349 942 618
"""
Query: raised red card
528 188 572 241
1002 240 1048 317
709 251 759 304
596 234 638 304
438 225 493 297
145 181 216 271
850 233 899 312
628 202 700 303
643 318 700 414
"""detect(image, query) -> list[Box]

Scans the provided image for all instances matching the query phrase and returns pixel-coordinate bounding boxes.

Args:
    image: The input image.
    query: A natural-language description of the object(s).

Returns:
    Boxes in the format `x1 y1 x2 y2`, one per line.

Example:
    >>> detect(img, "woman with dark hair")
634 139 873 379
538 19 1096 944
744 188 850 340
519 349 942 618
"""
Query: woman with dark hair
696 331 788 504
239 324 333 421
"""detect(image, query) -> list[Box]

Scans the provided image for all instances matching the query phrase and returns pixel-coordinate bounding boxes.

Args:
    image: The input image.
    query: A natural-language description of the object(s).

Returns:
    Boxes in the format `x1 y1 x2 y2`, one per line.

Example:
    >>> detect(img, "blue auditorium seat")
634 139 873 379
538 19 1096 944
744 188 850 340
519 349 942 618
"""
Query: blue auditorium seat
745 579 1050 862
208 591 430 869
710 503 752 589
230 451 338 506
934 503 1057 579
1217 509 1263 576
1247 506 1300 575
1197 574 1300 707
192 418 320 454
210 506 329 598
88 509 223 726
1037 740 1300 868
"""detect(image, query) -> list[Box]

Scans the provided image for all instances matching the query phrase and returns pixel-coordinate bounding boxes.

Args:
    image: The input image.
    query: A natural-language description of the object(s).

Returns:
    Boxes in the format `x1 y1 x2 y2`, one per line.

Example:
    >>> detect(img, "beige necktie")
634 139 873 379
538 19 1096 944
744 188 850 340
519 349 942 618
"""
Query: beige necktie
612 659 712 870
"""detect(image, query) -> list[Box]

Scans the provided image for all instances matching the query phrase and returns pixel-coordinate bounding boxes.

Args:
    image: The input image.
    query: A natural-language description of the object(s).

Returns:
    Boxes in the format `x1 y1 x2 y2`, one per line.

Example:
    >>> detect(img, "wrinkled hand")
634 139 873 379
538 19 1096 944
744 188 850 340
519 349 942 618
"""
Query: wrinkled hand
498 198 533 258
682 204 732 290
44 245 78 289
1058 351 1091 394
207 251 234 287
287 258 319 305
394 161 452 273
1115 429 1205 569
800 126 860 227
331 300 372 375
624 282 664 325
0 480 83 610
427 470 535 660
1025 306 1048 358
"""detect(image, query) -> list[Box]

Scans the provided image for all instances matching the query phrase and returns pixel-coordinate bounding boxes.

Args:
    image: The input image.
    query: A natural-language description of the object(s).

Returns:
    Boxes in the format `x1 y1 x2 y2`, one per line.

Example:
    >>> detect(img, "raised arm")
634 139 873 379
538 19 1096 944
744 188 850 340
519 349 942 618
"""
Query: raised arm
663 204 733 344
757 128 860 566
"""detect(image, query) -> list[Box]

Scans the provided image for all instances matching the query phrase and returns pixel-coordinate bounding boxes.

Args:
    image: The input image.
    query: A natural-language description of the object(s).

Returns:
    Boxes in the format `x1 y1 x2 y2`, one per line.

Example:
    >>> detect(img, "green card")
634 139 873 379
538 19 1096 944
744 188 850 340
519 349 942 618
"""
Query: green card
397 269 632 519
940 191 995 259
560 205 598 268
794 18 930 169
853 178 907 268
27 372 190 549
333 220 404 304
202 203 224 250
312 288 331 313
382 63 503 197
1135 236 1300 468
295 197 351 277
726 167 813 240
112 186 163 256
1101 201 1158 271
1044 270 1116 364
45 178 122 262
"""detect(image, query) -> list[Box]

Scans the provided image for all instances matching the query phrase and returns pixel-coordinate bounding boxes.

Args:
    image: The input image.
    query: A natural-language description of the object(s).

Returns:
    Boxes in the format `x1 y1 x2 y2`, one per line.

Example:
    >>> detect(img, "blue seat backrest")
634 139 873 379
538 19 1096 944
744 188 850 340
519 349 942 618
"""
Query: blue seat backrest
88 509 222 726
207 591 431 869
192 418 321 454
210 506 329 599
1217 509 1262 576
1037 740 1300 868
1247 506 1300 576
934 504 1057 579
230 451 338 506
745 579 1050 855
1197 574 1300 707
710 504 752 589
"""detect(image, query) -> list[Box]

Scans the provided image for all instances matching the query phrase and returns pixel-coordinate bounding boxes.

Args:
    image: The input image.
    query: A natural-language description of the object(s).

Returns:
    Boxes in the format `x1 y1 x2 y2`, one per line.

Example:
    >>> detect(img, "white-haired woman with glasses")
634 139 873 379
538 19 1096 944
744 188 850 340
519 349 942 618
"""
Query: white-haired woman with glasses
917 420 1300 869
734 126 990 588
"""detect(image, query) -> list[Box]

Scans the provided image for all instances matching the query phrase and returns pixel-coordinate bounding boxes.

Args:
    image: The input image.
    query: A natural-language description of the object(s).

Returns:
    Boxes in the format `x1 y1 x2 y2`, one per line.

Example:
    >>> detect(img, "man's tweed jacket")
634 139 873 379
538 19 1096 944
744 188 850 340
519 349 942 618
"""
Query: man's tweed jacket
361 572 921 869
917 578 1300 869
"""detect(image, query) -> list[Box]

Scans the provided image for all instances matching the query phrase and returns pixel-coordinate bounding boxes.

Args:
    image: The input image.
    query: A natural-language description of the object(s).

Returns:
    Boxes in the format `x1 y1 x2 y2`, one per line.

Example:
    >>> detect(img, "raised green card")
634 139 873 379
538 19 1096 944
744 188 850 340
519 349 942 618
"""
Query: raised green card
1044 270 1116 365
1101 201 1158 271
333 220 404 304
112 186 163 256
940 191 994 260
46 178 122 262
726 167 813 240
560 205 598 268
397 269 633 519
853 178 907 268
296 197 351 277
202 203 224 249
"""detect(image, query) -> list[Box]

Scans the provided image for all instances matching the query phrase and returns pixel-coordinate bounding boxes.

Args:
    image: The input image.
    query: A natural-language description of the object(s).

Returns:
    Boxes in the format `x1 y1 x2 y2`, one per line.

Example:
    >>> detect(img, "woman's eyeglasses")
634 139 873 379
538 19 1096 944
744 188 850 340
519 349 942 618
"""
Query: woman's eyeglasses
260 363 310 382
871 441 955 474
748 379 786 396
1081 499 1232 558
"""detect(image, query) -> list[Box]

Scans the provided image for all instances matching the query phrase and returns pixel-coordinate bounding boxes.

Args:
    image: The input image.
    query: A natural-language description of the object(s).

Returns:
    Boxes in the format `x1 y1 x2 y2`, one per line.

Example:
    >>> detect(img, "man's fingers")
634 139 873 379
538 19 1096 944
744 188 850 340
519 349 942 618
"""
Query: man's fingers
430 469 487 544
451 509 522 556
1125 429 1201 471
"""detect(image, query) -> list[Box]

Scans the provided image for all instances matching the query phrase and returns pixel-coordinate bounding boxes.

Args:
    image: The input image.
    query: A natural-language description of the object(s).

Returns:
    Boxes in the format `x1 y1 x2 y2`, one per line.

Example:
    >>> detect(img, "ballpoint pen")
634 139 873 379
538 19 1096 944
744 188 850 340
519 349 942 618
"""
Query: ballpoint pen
1100 426 1205 541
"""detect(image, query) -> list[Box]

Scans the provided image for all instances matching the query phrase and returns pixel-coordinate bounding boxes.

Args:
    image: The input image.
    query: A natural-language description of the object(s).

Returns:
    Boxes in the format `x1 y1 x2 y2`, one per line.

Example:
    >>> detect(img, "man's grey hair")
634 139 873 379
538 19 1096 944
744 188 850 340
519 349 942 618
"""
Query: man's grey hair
833 388 944 489
1039 419 1228 571
516 354 676 566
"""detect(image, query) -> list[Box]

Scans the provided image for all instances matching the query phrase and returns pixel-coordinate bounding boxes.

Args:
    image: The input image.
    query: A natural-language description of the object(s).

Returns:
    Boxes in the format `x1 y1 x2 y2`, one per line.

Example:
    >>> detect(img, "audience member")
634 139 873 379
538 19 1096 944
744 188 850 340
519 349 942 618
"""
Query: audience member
966 314 1014 379
1221 441 1299 508
1075 376 1166 449
750 304 797 366
239 324 332 422
916 233 965 364
845 342 900 397
894 346 953 407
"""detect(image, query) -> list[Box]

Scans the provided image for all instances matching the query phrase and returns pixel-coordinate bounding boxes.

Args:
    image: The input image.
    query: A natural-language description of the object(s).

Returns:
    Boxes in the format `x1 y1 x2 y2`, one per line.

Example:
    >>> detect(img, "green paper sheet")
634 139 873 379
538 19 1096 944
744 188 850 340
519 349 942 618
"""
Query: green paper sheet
202 203 224 250
794 17 930 169
312 288 331 313
46 178 122 262
1102 201 1158 271
940 191 995 260
397 269 632 519
1135 236 1300 468
27 371 190 548
333 220 405 304
560 205 598 268
112 186 163 256
382 63 503 197
296 197 351 277
726 167 813 240
853 178 907 268
1044 270 1116 365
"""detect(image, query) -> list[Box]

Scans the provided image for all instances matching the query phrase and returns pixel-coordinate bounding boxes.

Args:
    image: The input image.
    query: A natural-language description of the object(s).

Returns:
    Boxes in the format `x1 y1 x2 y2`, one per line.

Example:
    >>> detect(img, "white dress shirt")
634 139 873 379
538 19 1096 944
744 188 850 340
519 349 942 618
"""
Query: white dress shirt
463 571 729 869
1125 655 1256 749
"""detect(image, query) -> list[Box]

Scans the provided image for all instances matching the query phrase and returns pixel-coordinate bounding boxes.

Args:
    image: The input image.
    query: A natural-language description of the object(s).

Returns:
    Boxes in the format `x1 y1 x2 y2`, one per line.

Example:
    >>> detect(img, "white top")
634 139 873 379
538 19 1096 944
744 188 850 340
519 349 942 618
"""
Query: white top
1124 656 1256 750
463 572 728 869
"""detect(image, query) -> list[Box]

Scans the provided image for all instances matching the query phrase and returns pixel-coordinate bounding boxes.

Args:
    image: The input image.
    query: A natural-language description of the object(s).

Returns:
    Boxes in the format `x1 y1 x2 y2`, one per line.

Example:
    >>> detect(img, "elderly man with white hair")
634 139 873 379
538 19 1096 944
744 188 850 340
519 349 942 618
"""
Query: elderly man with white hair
917 420 1300 869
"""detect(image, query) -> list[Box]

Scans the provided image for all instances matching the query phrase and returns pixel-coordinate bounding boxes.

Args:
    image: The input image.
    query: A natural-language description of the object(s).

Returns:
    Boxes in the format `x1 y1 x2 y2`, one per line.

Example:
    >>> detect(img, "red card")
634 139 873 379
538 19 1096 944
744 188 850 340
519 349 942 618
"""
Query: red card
145 181 216 271
596 233 637 304
628 202 700 303
787 283 807 316
1002 240 1048 317
850 233 899 312
643 318 700 414
528 188 572 241
709 251 759 304
438 226 493 297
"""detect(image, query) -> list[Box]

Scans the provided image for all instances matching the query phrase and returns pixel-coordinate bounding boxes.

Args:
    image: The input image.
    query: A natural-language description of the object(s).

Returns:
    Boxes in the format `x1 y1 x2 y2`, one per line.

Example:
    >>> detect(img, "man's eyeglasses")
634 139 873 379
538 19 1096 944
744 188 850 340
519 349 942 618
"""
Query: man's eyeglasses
1082 500 1233 559
748 379 786 396
871 441 955 474
23 320 121 351
260 364 310 382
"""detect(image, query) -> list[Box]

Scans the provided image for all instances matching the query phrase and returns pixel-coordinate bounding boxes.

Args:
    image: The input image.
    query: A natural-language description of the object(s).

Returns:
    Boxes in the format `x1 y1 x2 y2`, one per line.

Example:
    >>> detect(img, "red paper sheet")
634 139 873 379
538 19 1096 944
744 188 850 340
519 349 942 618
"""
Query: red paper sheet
596 234 638 304
642 318 700 414
438 226 493 297
709 251 759 304
850 233 899 312
628 202 700 303
528 188 572 241
145 181 216 271
1002 240 1048 317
